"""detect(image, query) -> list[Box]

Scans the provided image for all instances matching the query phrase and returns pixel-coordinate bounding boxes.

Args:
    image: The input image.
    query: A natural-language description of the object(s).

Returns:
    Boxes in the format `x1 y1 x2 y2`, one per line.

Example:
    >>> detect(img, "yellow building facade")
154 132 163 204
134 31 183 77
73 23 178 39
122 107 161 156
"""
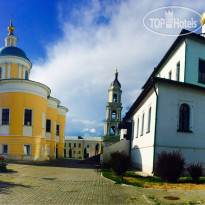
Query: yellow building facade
64 136 102 158
0 21 68 161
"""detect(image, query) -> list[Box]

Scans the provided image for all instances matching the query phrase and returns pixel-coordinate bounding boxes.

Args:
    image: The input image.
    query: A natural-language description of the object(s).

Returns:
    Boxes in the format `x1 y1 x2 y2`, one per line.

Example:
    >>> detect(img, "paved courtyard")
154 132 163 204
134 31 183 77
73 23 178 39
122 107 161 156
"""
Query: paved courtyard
0 159 205 204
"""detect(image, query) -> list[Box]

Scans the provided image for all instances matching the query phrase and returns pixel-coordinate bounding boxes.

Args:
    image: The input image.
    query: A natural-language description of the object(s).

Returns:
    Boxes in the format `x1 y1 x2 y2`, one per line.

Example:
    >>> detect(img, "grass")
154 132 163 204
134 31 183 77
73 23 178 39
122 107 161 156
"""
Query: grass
101 168 205 190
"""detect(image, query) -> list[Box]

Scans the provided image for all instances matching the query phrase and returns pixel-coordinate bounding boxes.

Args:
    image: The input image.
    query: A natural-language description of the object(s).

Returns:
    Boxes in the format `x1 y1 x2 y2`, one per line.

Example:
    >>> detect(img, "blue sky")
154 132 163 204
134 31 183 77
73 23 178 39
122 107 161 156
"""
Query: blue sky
0 0 204 137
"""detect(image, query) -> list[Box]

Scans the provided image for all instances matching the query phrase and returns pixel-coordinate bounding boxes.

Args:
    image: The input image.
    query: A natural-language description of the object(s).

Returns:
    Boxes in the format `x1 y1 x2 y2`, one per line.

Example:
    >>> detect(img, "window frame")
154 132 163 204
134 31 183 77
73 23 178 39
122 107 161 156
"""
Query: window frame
0 67 2 79
23 144 31 155
198 59 205 84
136 118 139 138
2 108 10 125
24 109 33 126
2 144 8 154
178 103 191 132
56 124 60 136
147 107 152 133
46 119 51 132
141 113 144 136
176 62 180 81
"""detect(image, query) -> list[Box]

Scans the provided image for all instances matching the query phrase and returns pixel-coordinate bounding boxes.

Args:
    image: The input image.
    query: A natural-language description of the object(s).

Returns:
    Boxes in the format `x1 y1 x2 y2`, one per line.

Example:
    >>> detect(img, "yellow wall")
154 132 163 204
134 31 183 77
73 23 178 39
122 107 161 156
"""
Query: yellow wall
10 63 18 78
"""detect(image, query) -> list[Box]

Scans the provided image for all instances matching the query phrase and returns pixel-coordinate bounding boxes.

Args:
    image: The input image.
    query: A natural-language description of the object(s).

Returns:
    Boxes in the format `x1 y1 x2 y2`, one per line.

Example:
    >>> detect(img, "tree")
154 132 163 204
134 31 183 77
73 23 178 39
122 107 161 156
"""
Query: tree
110 151 130 181
69 148 72 158
84 148 87 159
155 150 185 183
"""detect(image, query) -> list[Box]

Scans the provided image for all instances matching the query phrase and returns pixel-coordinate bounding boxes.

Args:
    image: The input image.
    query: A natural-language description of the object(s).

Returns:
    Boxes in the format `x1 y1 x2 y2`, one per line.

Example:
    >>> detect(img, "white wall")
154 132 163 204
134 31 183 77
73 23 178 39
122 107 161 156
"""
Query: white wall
103 139 130 163
129 87 157 174
155 81 205 165
157 41 186 82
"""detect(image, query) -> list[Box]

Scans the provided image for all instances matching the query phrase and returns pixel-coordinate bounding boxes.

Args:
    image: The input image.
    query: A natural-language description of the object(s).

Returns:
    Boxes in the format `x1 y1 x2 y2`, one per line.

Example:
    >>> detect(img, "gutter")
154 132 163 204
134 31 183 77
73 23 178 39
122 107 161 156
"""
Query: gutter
151 77 158 174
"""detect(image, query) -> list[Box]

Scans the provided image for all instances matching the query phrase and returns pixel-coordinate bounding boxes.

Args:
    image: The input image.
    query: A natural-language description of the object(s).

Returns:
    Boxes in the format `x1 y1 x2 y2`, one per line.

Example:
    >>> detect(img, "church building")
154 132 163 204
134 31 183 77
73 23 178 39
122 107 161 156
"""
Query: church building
120 13 205 174
0 21 68 161
104 70 122 145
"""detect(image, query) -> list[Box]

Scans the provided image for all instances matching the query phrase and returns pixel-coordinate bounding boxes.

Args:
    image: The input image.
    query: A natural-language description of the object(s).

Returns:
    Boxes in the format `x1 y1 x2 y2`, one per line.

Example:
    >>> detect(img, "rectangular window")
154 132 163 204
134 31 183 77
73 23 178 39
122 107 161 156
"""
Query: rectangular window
78 151 81 154
147 107 152 133
2 109 9 125
169 71 172 80
64 143 66 147
56 124 60 136
78 143 81 148
136 118 139 138
176 62 180 81
69 143 71 147
141 114 144 136
199 59 205 84
24 109 32 126
87 145 89 148
24 145 31 155
46 119 51 132
74 143 76 148
2 145 8 154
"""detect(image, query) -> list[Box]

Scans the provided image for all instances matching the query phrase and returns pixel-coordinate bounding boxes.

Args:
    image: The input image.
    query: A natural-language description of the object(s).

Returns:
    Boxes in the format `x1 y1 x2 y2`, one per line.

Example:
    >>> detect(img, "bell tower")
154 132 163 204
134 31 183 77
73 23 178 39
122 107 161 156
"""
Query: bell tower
104 70 122 136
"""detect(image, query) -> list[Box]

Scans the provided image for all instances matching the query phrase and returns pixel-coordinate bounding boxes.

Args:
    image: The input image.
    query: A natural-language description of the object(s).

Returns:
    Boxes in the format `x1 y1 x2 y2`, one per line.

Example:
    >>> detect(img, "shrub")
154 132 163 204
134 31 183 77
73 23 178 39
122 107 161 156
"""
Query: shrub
155 150 185 183
187 162 203 183
110 151 130 181
0 155 8 172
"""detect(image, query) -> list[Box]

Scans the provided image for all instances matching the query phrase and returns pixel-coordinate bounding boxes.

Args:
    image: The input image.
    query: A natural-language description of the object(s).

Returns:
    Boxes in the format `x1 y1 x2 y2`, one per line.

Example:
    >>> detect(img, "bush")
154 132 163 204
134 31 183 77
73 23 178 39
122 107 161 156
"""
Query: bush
155 150 185 183
187 162 203 183
110 151 130 181
0 155 8 172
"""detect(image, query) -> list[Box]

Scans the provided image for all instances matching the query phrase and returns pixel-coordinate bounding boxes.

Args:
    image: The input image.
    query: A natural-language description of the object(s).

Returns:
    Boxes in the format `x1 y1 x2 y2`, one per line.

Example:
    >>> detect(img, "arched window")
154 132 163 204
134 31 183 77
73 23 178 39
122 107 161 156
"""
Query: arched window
0 67 2 79
25 71 28 80
147 107 151 132
179 103 190 131
110 126 116 135
112 110 116 119
113 94 117 102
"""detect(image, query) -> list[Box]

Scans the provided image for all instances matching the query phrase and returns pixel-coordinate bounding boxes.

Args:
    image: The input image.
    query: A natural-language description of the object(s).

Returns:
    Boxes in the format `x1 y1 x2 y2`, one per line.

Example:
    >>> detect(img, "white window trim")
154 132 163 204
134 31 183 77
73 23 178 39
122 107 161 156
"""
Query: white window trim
1 107 10 125
23 144 31 156
177 100 193 132
2 144 8 155
23 108 33 126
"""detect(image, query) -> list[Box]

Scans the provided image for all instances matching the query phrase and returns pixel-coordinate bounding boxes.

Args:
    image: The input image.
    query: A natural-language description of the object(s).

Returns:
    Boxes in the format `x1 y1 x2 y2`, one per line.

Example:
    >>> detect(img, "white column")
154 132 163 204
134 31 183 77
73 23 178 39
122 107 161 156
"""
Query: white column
2 63 5 79
18 64 22 79
7 63 11 78
23 66 26 79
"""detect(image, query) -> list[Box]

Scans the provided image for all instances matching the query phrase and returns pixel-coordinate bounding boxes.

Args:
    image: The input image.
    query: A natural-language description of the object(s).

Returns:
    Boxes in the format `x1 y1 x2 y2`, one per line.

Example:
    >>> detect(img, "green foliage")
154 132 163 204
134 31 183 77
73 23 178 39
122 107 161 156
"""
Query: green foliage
110 151 130 180
0 155 8 172
155 150 185 183
187 162 203 183
69 148 72 158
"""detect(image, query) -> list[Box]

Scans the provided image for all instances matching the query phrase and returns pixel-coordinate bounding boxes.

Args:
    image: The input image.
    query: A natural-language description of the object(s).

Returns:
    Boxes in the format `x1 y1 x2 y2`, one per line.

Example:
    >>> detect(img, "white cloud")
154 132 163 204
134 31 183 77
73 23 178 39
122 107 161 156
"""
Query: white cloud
31 0 204 136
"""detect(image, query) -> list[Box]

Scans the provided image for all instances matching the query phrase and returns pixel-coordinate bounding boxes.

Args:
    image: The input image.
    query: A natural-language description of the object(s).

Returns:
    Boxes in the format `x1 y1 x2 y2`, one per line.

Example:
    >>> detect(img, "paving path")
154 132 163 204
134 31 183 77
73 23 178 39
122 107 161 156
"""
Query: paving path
0 159 205 204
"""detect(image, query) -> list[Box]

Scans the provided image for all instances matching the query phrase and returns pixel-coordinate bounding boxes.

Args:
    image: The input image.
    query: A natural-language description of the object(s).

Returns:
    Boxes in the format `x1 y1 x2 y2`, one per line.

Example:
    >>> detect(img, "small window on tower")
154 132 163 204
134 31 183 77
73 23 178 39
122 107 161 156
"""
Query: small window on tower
112 111 116 119
113 94 117 102
110 126 116 135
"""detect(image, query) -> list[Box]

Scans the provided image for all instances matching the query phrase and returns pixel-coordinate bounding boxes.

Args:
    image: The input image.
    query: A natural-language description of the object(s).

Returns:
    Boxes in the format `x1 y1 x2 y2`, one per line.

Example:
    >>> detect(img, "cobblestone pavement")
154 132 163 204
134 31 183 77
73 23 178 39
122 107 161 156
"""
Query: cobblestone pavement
0 160 205 204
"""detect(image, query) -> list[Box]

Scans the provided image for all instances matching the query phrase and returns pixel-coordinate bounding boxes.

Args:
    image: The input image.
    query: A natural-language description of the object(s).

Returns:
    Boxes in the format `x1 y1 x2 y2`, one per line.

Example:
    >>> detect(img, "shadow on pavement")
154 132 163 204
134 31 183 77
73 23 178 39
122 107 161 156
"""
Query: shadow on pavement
9 158 100 170
0 181 31 194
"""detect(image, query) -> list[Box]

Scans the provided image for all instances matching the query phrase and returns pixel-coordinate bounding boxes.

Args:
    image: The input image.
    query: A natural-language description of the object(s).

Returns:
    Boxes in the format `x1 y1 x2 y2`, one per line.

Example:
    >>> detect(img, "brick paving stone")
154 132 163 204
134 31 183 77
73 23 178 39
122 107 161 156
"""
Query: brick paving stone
0 160 205 204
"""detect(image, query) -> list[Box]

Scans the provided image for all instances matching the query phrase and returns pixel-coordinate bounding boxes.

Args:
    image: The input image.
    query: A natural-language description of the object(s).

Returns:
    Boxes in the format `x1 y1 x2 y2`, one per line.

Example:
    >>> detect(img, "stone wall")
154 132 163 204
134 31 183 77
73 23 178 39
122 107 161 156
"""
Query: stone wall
103 139 130 163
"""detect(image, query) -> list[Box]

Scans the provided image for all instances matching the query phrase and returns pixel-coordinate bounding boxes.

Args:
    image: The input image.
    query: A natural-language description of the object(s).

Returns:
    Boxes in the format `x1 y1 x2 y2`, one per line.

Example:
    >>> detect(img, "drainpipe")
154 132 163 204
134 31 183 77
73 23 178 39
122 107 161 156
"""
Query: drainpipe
151 77 158 174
